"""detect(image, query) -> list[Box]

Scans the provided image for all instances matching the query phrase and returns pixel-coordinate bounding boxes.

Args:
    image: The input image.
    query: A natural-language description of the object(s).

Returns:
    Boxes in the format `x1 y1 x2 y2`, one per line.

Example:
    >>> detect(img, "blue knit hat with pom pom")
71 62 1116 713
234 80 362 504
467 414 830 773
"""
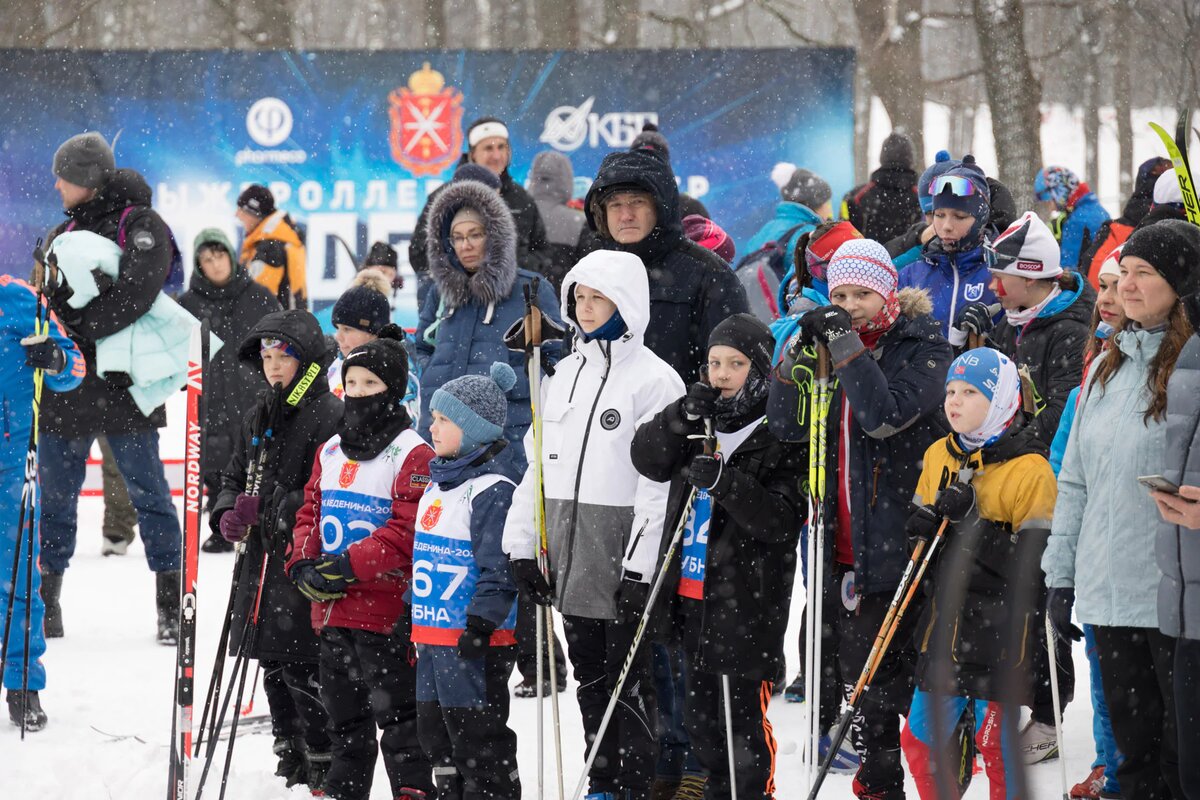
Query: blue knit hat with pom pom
430 362 518 452
918 150 960 213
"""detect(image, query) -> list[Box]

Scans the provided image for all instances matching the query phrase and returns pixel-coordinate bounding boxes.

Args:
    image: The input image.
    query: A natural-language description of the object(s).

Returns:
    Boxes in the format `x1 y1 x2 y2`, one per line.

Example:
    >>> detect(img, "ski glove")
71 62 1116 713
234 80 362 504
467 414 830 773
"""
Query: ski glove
314 554 357 592
457 615 496 660
219 493 261 543
905 504 941 552
682 381 720 422
615 575 649 624
685 453 725 493
1047 587 1083 643
20 335 66 375
510 559 554 606
798 306 854 345
956 302 995 339
933 482 976 523
289 560 347 603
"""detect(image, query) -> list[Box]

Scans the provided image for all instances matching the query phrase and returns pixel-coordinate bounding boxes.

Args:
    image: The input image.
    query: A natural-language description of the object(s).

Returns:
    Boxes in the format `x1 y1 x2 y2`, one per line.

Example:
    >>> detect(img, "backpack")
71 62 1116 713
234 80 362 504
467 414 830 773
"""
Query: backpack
66 204 185 296
734 222 806 323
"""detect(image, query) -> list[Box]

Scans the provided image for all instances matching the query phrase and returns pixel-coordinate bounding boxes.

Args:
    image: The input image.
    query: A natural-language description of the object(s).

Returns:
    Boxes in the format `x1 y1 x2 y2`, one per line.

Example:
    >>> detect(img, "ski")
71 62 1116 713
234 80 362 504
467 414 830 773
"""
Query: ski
168 321 207 800
1149 116 1200 225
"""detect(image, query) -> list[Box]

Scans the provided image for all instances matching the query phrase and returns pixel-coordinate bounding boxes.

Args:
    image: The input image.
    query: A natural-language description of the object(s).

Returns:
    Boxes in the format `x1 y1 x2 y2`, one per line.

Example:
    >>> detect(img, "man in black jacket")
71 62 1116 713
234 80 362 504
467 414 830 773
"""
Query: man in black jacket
408 116 551 303
37 132 183 644
841 132 923 244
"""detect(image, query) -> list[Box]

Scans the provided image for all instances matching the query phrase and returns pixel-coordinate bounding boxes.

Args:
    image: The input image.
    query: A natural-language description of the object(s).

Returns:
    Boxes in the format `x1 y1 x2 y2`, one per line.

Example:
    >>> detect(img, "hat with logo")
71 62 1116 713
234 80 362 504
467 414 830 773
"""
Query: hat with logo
986 211 1062 279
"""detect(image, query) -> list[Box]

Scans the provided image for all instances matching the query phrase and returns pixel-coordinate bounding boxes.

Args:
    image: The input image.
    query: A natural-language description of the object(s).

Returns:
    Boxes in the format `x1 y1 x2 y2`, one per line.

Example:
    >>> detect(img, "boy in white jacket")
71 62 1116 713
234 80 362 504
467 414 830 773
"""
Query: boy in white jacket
503 250 684 800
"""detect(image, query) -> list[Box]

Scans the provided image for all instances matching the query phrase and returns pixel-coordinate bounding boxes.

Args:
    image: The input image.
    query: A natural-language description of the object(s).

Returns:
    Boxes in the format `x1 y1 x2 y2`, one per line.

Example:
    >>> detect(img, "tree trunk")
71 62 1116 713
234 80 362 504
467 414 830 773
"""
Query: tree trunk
854 63 871 184
1112 0 1133 201
420 0 446 47
605 0 640 47
537 0 579 47
0 1 45 46
972 0 1043 212
851 0 926 167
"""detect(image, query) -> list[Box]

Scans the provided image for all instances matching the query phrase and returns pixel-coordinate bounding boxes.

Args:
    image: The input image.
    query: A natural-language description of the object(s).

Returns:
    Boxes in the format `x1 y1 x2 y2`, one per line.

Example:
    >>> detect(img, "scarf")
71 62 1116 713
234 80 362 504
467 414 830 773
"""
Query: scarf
713 365 771 432
1004 285 1062 328
954 360 1021 451
338 395 413 461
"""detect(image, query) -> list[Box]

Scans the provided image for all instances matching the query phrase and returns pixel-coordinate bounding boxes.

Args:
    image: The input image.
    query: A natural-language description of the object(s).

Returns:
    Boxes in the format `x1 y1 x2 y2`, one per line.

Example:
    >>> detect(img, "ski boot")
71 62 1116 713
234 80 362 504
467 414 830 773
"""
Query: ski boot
40 571 63 638
306 749 332 795
1019 720 1059 764
7 689 48 731
101 534 130 556
396 790 429 799
783 672 805 703
271 736 307 788
155 570 180 645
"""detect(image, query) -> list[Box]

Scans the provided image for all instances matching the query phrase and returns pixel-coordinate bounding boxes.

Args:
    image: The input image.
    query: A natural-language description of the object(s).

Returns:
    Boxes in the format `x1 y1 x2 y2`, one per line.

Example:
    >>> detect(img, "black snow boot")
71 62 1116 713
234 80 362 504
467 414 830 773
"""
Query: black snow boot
40 572 63 638
7 689 47 731
201 531 234 554
273 736 308 787
155 570 180 646
306 749 332 793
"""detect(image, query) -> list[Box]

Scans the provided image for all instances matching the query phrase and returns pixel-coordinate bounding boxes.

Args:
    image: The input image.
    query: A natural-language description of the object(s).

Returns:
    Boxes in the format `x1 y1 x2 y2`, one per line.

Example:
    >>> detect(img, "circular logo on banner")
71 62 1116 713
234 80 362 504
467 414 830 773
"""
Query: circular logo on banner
841 570 860 612
246 97 293 147
539 97 595 152
600 409 621 430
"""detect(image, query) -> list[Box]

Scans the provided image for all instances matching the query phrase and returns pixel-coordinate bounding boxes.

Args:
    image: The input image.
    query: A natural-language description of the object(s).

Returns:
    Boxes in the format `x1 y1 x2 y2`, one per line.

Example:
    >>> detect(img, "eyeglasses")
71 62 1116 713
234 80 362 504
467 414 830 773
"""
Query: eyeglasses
931 174 980 197
451 232 486 248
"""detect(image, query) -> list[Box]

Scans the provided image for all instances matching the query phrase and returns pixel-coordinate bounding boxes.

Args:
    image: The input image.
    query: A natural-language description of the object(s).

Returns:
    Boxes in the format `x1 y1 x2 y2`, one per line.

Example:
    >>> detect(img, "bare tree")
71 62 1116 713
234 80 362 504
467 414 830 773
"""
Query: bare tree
604 0 640 46
537 0 581 47
851 0 926 167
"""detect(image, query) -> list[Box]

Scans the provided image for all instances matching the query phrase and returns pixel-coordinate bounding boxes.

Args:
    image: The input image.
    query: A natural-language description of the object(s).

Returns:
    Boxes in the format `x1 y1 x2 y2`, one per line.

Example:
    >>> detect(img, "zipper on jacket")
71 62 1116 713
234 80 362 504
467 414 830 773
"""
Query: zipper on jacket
869 461 882 508
568 350 588 404
949 254 961 334
625 518 649 563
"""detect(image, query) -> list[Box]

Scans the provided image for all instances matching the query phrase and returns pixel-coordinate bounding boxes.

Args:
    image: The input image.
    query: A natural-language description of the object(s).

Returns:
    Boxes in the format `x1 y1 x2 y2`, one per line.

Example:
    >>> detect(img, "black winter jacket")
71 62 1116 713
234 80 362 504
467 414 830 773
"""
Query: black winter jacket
768 289 953 596
632 407 805 681
41 169 174 438
585 150 749 384
841 165 922 244
212 310 341 663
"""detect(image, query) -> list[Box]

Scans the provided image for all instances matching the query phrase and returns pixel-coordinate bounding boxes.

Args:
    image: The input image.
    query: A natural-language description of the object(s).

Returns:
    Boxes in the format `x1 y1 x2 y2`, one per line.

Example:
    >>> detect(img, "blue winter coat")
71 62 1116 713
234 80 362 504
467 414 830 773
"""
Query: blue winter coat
744 201 824 269
1060 192 1111 270
898 240 997 339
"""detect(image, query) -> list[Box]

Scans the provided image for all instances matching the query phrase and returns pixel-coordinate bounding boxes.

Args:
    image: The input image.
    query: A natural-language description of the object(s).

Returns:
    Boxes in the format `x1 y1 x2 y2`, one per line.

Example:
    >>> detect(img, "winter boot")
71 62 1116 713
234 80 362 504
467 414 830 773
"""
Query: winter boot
672 774 706 800
272 736 307 787
306 750 332 795
39 571 63 638
101 534 129 556
201 531 234 554
1019 720 1059 764
514 676 565 697
783 672 805 703
434 766 463 800
155 570 180 646
651 778 680 800
6 689 47 731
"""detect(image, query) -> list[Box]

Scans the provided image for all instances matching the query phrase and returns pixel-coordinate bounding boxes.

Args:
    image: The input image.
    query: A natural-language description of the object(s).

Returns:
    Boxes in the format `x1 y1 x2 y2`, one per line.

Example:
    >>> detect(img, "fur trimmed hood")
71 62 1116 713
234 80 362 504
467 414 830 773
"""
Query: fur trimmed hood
897 286 933 318
426 179 518 309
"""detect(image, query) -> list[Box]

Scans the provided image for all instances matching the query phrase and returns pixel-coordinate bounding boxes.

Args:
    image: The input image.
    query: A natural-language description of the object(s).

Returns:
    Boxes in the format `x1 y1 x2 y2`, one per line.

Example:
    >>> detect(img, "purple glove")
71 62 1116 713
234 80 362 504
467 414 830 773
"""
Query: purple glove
219 493 261 543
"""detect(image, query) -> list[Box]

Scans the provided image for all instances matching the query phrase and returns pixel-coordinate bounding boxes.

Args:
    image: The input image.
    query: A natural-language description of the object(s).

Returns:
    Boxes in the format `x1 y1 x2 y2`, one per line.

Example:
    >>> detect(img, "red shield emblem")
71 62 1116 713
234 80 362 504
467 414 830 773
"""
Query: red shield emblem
338 461 359 489
420 499 443 531
389 63 464 177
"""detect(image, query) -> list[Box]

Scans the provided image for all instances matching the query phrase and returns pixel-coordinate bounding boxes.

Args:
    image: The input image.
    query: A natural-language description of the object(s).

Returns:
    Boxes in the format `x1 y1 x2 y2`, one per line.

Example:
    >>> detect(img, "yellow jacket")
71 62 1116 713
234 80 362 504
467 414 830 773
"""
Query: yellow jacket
241 211 307 309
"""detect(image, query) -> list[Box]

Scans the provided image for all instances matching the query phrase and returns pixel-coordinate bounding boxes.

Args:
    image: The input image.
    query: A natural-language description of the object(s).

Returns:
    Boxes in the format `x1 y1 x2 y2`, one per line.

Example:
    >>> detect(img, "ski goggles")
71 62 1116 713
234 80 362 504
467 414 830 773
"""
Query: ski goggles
260 338 299 358
931 174 980 198
983 241 1046 274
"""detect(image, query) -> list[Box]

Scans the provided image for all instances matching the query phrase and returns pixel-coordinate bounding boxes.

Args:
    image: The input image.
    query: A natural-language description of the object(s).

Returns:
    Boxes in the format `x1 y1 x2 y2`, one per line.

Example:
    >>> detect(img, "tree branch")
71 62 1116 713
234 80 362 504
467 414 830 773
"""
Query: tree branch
39 0 108 45
753 0 836 45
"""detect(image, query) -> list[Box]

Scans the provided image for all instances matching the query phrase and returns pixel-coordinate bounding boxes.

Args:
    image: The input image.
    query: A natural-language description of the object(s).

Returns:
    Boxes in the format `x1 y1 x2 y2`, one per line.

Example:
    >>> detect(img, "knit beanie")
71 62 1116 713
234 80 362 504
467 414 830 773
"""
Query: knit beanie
454 162 502 191
987 211 1063 279
1154 170 1185 207
879 132 914 170
1034 166 1080 210
53 132 114 190
683 214 736 264
332 285 391 334
631 122 671 163
805 221 863 283
342 325 410 398
1121 219 1200 298
451 206 486 230
364 241 399 269
1136 157 1173 199
430 362 518 453
237 184 275 218
931 155 990 220
827 239 899 298
918 151 960 213
772 163 831 210
707 313 774 376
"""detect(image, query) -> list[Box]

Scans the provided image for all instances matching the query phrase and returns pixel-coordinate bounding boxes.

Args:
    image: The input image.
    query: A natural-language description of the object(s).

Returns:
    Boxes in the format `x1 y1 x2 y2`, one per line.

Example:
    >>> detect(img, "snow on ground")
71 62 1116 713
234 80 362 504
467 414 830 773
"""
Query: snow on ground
5 394 1097 799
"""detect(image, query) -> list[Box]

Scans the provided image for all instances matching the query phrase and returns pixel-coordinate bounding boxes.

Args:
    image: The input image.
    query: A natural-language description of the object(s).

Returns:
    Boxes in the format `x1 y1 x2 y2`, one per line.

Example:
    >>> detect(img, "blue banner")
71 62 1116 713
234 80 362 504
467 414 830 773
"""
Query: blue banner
0 48 855 325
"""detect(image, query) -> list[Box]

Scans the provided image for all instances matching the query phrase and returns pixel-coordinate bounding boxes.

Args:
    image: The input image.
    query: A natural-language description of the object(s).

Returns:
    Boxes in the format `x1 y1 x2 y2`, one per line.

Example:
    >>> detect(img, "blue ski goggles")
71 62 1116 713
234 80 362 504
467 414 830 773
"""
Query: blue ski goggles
931 174 980 198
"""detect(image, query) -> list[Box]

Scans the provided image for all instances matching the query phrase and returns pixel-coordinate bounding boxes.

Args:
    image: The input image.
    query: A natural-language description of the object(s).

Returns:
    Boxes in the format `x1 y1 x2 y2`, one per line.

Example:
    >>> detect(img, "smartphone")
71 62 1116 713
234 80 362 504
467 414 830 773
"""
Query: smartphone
1138 474 1180 494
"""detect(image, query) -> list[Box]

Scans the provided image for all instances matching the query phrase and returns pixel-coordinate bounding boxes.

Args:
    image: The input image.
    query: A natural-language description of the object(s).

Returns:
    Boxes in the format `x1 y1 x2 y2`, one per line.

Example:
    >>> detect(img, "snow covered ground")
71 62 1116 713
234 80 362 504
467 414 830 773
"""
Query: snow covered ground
4 392 1097 799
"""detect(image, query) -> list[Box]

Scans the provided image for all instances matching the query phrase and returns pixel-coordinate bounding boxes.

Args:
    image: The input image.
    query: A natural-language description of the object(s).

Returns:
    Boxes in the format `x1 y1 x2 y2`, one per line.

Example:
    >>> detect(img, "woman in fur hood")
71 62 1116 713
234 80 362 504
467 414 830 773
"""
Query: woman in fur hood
415 178 562 467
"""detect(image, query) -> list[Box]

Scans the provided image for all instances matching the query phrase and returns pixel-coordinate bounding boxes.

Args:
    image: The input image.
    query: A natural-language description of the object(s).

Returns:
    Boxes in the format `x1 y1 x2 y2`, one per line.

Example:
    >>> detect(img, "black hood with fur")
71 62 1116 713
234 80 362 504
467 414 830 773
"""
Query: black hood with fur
584 149 684 264
425 179 518 309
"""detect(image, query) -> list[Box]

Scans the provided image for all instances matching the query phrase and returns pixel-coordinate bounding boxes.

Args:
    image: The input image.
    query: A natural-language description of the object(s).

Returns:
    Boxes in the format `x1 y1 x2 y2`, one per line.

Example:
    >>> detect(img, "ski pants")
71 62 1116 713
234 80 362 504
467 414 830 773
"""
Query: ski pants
0 463 45 691
684 664 777 800
416 643 520 800
1174 636 1200 800
901 690 1020 800
318 626 432 800
1094 625 1181 800
1083 623 1123 795
563 613 658 797
39 430 180 573
262 658 331 754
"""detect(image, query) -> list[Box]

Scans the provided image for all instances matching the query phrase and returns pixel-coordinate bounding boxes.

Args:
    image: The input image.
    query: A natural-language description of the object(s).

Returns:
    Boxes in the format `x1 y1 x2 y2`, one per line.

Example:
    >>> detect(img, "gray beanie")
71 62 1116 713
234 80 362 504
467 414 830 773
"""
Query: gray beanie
430 361 518 453
880 132 914 170
779 166 831 210
53 132 114 189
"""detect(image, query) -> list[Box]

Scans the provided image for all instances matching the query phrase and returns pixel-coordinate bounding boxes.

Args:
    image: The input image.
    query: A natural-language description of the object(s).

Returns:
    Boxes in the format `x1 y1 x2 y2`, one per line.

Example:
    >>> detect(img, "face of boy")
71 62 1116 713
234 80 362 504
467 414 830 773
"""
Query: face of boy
573 283 618 334
429 410 463 458
932 208 976 251
707 344 751 399
830 284 886 330
335 325 375 358
198 246 234 286
944 380 991 434
344 365 387 398
261 348 299 388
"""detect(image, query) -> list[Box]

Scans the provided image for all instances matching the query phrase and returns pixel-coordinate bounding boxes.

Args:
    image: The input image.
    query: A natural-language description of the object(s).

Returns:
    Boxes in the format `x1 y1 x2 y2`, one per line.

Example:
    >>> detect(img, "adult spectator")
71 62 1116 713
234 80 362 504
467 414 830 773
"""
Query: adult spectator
526 150 601 292
682 214 736 265
236 184 308 310
179 227 282 554
628 123 710 219
584 148 749 384
742 163 831 274
313 239 408 334
1034 166 1111 270
37 131 183 644
841 131 923 243
1080 157 1171 287
409 116 552 298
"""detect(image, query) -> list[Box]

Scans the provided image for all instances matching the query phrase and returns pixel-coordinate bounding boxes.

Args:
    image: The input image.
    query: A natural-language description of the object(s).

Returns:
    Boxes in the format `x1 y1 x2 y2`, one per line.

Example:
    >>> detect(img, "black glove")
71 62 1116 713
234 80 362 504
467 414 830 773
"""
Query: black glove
510 559 554 606
933 482 976 523
104 371 134 389
615 576 649 624
20 335 66 375
798 305 853 345
1047 587 1083 642
314 553 358 593
90 267 115 295
685 453 724 492
457 615 496 660
956 302 995 339
289 560 346 603
682 381 720 422
905 505 941 552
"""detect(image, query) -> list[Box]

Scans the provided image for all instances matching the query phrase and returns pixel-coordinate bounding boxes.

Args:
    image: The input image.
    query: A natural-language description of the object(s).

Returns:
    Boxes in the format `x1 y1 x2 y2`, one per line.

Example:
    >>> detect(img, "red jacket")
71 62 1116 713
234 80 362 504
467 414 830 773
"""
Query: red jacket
288 438 434 635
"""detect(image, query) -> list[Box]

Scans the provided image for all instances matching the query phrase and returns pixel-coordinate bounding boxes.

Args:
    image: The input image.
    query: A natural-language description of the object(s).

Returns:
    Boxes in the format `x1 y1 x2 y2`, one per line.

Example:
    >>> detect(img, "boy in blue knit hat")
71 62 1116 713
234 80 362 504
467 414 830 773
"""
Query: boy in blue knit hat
414 362 524 800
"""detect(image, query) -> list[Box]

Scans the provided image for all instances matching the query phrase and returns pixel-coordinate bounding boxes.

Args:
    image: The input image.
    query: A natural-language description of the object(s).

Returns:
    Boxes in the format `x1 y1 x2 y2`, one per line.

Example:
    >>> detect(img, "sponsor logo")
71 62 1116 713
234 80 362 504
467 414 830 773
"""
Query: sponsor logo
600 409 621 430
247 97 293 146
411 474 431 488
1015 260 1043 273
338 461 359 488
421 499 443 530
539 97 658 152
389 63 464 177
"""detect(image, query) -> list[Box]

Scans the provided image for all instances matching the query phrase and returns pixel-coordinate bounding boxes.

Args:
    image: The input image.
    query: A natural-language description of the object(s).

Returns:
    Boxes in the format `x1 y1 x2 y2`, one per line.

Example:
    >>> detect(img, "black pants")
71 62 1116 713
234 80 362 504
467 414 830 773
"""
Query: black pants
1094 625 1181 800
684 665 777 800
516 593 568 683
318 626 432 800
1175 636 1200 800
1030 583 1075 725
417 644 520 800
563 613 658 796
261 658 331 753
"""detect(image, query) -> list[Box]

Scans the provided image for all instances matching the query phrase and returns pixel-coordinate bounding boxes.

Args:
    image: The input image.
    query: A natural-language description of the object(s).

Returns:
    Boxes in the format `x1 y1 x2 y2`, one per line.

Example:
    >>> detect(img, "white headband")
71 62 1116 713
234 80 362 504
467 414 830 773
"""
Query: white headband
468 122 509 148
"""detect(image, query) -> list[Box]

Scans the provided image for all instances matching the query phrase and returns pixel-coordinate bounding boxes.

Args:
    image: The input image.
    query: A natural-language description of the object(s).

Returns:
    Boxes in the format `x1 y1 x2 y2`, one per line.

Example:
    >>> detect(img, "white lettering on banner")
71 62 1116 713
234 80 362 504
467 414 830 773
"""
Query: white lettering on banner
331 181 356 210
299 181 324 210
269 182 292 206
246 97 293 147
396 180 418 209
156 183 187 212
363 180 388 209
540 96 658 152
199 182 232 206
233 148 307 166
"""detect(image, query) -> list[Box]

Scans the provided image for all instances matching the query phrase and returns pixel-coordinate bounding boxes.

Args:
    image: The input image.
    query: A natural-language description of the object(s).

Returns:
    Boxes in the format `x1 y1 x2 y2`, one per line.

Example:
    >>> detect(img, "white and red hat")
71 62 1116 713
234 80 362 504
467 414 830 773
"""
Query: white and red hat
826 239 898 298
986 211 1063 279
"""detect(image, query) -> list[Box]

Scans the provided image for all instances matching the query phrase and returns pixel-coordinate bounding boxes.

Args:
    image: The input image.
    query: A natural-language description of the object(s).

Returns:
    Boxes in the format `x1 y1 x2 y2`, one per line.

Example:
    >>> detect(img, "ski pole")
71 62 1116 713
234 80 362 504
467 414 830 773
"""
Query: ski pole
1046 614 1070 800
803 343 832 790
570 420 715 800
722 674 738 800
